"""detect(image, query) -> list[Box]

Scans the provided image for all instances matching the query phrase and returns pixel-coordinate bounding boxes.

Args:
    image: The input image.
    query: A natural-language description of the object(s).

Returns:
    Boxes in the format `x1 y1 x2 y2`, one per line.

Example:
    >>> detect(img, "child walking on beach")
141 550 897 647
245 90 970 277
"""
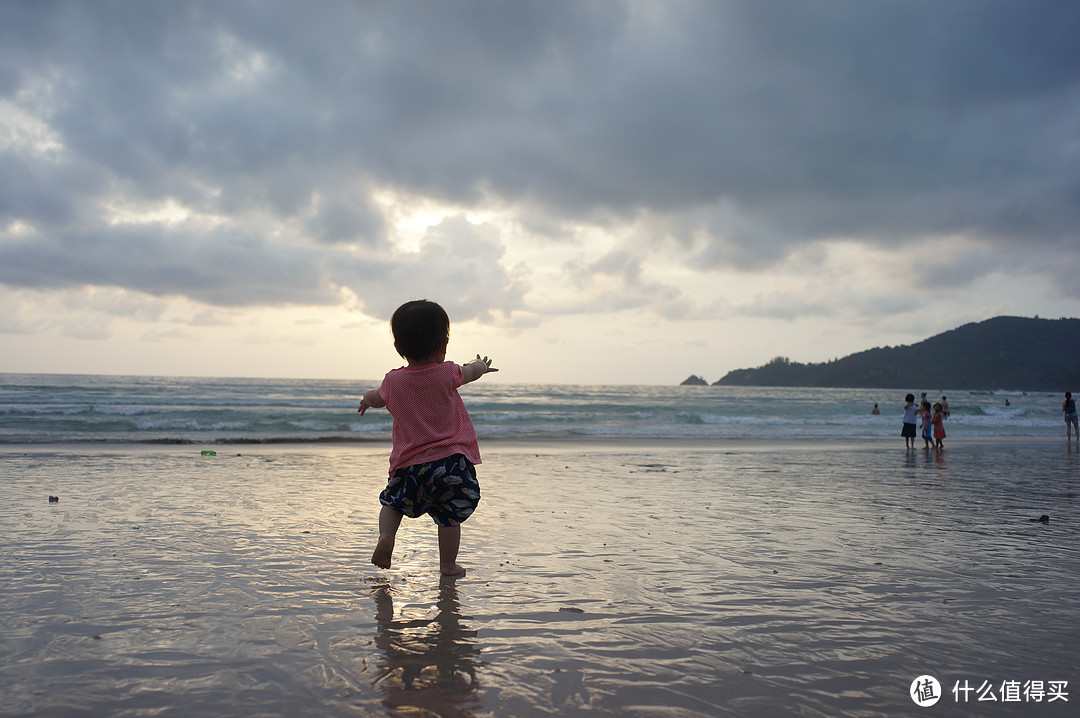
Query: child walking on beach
932 402 946 450
358 300 498 578
920 401 933 450
902 394 918 449
1064 391 1078 441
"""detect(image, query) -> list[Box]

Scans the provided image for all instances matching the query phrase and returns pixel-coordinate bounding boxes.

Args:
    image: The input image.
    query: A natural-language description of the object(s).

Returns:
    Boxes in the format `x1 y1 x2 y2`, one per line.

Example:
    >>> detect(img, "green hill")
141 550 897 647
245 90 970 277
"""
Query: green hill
715 316 1080 391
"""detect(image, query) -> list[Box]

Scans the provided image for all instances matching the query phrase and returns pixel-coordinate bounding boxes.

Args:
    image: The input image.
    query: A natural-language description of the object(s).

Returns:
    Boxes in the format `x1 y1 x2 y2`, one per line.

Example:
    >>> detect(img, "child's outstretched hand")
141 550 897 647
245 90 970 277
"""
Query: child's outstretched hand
358 388 385 415
462 354 498 383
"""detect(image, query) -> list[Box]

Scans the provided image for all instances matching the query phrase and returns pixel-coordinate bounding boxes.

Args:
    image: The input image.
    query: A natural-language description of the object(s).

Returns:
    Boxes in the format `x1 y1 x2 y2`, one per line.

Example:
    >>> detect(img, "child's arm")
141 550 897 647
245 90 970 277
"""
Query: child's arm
461 355 498 385
358 388 386 415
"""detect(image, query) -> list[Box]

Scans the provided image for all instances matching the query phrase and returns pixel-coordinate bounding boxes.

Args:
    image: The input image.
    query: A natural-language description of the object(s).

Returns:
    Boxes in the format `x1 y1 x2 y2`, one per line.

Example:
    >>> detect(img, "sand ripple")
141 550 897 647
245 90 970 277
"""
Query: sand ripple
2 441 1078 716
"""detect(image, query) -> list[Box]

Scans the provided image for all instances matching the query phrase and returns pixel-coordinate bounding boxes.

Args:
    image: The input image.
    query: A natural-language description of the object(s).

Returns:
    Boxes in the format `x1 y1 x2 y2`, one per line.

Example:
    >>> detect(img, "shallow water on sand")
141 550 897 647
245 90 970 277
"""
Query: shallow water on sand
1 440 1078 716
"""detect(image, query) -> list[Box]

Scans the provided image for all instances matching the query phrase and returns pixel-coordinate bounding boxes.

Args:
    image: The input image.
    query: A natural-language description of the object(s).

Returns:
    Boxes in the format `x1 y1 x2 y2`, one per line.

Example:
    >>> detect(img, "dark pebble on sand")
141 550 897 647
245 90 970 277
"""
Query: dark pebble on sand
48 496 59 503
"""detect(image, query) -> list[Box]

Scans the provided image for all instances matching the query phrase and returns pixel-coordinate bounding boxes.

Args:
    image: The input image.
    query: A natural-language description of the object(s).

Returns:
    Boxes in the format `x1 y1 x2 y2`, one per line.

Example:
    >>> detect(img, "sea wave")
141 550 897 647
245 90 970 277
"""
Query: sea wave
0 374 1071 444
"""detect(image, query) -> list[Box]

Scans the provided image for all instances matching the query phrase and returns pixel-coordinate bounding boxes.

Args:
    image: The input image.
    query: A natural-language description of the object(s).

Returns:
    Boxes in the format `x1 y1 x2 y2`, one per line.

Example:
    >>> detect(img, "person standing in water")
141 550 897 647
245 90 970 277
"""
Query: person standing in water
358 299 498 578
920 401 934 450
1064 391 1078 441
902 394 918 449
932 402 946 450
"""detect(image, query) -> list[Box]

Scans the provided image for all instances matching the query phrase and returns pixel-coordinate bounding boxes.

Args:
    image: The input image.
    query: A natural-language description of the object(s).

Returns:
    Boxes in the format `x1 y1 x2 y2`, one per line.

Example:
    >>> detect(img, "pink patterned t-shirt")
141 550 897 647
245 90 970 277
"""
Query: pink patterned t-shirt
378 361 481 475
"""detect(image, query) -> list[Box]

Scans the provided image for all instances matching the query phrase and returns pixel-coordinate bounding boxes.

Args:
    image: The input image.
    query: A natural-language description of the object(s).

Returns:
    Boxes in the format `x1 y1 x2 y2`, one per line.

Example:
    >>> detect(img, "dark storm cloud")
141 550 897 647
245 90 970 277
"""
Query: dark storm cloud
0 0 1078 313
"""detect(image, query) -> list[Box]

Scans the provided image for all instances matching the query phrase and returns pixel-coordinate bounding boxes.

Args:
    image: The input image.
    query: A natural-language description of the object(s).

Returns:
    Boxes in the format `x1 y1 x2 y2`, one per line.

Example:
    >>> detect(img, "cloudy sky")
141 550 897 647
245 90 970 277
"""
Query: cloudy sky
1 1 1078 385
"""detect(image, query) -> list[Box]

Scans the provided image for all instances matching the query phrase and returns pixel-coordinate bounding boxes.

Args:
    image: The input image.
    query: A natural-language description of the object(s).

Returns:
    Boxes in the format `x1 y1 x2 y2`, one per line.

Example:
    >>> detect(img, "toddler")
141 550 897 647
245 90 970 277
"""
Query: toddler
932 402 946 450
901 394 918 449
358 300 497 577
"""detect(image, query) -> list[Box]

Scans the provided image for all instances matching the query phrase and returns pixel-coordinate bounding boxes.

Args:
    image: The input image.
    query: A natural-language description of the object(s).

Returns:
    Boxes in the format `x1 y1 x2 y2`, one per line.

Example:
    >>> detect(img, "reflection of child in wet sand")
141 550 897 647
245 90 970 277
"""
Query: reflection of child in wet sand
359 300 498 578
372 581 481 712
932 402 946 450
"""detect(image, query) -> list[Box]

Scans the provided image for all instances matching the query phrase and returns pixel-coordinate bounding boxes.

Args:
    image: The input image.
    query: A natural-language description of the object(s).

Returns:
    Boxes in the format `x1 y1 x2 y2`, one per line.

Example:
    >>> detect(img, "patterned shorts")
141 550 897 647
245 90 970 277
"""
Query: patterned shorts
379 454 481 527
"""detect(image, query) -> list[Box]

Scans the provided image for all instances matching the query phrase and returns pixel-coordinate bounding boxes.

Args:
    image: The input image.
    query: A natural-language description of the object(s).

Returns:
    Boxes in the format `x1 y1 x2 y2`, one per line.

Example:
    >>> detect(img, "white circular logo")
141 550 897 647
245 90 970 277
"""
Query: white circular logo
910 675 942 707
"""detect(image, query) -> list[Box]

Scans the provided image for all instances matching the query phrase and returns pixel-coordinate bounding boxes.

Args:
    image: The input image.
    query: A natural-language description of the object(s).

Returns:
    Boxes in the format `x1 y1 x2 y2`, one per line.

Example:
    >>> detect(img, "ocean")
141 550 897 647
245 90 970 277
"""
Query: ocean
0 372 1068 444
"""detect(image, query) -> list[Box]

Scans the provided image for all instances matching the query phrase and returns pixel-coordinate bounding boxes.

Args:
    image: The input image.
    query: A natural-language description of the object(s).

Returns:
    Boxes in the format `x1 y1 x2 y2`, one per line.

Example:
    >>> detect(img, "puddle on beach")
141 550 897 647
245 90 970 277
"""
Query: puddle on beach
1 442 1078 716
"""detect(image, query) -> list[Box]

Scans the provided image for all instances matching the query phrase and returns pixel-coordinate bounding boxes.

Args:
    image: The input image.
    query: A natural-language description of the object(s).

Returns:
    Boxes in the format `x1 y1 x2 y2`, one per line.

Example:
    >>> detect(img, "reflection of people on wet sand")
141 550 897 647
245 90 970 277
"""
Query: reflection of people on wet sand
372 580 481 717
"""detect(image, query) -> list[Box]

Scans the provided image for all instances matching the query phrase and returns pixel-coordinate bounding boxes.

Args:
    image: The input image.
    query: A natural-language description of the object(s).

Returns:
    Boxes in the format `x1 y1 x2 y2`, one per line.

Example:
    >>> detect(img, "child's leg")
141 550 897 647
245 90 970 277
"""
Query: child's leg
437 524 466 578
371 505 403 569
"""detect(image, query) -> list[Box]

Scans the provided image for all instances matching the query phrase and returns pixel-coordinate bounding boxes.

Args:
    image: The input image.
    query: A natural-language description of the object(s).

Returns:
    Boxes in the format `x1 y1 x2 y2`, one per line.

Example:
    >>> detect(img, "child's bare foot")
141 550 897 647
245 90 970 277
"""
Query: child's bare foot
371 536 395 568
440 563 466 578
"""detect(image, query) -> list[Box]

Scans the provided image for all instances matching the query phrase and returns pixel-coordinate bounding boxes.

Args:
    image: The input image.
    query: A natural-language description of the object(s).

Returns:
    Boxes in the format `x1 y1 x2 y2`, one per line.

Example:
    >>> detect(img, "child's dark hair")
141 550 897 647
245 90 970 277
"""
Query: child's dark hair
391 300 450 361
905 393 915 403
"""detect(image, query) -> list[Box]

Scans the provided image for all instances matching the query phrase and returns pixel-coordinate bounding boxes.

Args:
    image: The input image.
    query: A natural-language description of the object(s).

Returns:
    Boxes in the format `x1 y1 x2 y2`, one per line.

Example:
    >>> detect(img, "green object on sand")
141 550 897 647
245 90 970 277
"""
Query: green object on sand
200 450 216 456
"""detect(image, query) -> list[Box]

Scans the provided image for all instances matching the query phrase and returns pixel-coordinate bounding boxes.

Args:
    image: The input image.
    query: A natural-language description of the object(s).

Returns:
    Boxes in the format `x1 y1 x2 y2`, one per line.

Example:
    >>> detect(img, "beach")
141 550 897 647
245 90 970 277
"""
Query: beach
2 438 1077 717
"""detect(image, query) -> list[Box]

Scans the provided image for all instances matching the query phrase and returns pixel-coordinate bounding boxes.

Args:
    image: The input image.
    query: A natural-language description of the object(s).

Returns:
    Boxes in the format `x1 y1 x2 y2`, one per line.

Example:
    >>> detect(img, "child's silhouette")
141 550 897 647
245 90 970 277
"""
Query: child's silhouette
359 300 497 577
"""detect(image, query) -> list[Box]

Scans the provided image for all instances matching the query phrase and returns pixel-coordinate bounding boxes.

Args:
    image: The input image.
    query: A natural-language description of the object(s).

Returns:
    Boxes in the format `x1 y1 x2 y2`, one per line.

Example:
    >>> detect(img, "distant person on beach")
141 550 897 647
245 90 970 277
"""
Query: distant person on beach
1063 391 1078 440
357 299 498 578
920 401 933 450
872 403 880 415
932 402 946 449
902 394 918 449
941 396 949 419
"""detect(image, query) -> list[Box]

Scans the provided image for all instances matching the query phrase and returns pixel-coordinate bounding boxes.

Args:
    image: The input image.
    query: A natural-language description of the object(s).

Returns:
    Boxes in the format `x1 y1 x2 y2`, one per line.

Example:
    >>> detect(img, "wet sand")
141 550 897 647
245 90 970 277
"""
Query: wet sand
2 439 1078 716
